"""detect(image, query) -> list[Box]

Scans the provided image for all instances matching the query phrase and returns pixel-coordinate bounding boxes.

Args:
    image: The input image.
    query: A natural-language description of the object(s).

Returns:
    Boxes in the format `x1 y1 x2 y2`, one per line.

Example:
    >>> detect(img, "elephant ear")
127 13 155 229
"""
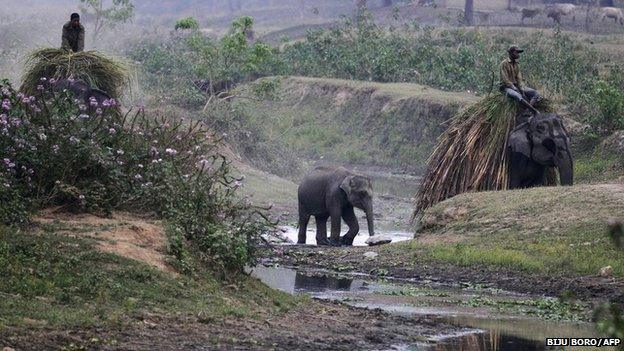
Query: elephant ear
340 176 355 196
508 124 531 158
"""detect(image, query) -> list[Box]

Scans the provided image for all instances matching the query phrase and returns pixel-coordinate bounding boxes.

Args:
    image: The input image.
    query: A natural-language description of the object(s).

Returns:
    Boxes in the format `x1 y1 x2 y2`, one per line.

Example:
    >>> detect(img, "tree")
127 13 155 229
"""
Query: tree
464 0 474 25
79 0 134 41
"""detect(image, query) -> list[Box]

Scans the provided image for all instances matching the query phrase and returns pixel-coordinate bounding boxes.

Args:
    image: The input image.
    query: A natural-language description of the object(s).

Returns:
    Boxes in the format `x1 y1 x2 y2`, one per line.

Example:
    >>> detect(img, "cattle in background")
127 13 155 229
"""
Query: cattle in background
598 6 624 25
547 3 577 24
521 8 541 24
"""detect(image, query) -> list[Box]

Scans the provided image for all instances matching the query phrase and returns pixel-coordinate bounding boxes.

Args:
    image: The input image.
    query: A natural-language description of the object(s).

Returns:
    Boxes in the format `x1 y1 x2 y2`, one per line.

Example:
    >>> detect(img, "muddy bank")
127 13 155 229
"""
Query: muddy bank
265 245 624 304
1 300 459 351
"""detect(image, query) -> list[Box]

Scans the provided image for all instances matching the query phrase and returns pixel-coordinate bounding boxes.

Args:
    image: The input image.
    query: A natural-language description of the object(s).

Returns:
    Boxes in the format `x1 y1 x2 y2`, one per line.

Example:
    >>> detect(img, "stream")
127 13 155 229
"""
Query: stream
250 266 609 351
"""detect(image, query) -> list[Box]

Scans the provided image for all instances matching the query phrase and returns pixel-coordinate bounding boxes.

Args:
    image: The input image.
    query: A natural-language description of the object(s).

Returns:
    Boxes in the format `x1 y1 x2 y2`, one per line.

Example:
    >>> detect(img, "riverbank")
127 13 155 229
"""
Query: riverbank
262 183 624 304
0 212 460 350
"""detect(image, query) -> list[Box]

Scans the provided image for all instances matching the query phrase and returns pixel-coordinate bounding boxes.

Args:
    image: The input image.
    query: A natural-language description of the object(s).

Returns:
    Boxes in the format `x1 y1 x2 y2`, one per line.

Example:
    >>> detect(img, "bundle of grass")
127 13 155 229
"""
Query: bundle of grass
414 94 554 218
20 48 129 99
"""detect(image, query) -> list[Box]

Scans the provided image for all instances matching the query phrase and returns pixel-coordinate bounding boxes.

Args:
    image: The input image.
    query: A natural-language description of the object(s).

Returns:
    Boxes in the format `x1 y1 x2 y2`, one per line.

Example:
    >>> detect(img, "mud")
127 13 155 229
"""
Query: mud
266 245 624 304
0 300 459 351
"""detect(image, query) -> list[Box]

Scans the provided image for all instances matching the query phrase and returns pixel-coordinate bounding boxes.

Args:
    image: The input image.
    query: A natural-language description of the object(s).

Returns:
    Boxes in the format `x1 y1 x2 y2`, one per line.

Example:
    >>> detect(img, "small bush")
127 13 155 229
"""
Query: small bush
175 17 200 31
0 79 271 273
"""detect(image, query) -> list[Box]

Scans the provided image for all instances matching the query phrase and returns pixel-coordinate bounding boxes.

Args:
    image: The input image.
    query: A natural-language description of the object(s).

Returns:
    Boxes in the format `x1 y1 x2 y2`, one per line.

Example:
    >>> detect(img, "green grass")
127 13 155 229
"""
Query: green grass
0 225 297 329
575 151 624 184
412 184 624 277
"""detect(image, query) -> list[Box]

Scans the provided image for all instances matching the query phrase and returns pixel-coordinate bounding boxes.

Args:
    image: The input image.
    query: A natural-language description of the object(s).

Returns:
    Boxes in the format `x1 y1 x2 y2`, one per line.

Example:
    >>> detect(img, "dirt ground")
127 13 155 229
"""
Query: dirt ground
1 298 458 351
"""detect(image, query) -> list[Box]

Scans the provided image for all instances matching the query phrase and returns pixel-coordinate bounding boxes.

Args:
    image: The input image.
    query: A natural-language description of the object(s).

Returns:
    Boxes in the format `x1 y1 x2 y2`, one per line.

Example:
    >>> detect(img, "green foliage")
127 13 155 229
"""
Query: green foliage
0 80 271 273
174 17 200 31
583 67 624 135
79 0 135 39
594 222 624 347
127 16 281 107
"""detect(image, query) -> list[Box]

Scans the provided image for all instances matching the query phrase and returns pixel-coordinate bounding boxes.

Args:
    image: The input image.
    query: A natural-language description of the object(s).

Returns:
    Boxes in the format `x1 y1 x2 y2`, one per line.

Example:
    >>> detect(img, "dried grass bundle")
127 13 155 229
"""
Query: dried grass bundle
414 94 554 218
20 48 129 99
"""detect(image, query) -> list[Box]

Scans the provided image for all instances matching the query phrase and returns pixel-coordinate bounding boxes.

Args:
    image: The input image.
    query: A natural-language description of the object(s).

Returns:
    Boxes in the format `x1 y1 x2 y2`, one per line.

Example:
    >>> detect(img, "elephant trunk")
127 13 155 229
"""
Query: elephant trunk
556 150 574 186
365 204 375 237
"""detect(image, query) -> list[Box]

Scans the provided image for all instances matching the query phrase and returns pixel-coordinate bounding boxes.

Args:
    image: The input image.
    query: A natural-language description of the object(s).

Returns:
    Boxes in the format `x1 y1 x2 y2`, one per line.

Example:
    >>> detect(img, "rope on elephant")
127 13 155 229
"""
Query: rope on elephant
413 94 555 219
20 48 130 99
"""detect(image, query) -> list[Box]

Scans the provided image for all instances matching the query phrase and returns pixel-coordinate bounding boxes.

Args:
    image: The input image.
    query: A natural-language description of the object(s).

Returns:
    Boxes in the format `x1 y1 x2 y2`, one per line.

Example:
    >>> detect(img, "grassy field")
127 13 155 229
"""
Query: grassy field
413 183 624 277
0 222 295 331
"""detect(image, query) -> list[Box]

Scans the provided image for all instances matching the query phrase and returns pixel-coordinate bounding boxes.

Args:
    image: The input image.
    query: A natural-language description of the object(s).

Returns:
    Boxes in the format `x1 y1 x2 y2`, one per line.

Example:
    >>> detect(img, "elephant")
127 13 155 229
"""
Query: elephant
297 166 375 246
507 113 573 189
53 79 112 108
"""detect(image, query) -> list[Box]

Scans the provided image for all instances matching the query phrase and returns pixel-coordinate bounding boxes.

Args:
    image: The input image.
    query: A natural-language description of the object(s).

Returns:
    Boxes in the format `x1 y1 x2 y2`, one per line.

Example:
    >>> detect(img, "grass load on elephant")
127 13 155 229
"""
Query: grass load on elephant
20 48 129 101
414 94 568 218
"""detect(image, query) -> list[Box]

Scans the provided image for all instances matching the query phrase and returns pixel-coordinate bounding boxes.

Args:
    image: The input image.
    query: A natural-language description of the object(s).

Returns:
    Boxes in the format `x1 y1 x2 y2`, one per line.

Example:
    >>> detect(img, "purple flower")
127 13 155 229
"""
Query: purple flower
78 113 90 120
40 77 48 82
165 148 177 156
2 99 11 110
37 85 45 91
69 136 79 144
49 78 57 84
3 158 15 168
79 104 87 112
108 128 116 135
0 114 7 125
89 97 98 107
52 145 60 154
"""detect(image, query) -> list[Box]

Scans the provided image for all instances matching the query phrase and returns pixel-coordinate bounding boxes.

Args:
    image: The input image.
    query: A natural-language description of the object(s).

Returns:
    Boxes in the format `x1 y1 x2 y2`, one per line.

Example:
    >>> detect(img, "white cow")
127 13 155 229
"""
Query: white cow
598 7 624 25
547 3 577 24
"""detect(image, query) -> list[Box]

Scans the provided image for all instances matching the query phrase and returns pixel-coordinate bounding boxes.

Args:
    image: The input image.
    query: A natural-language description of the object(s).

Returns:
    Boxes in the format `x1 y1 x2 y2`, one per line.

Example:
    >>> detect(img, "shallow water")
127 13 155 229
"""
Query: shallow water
275 225 413 246
250 266 609 351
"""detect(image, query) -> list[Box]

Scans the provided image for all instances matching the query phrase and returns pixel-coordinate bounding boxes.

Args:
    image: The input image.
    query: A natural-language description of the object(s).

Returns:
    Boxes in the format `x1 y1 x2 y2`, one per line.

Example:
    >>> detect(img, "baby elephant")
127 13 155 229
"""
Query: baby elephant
297 166 375 246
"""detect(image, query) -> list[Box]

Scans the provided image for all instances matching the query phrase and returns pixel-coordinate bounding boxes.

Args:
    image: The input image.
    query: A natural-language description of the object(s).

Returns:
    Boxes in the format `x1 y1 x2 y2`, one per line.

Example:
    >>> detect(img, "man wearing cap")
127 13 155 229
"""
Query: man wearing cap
62 13 85 53
500 45 540 114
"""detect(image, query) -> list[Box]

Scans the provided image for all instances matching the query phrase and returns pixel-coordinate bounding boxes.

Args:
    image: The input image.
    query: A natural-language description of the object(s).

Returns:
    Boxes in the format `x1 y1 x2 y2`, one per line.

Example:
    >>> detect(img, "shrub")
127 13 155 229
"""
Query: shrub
175 17 200 31
0 79 271 273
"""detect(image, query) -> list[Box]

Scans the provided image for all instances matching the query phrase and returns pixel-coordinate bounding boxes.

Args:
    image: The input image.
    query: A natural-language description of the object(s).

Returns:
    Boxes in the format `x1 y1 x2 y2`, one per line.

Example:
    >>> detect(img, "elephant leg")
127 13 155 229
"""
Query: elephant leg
329 212 342 247
315 215 329 246
297 213 310 245
340 207 359 246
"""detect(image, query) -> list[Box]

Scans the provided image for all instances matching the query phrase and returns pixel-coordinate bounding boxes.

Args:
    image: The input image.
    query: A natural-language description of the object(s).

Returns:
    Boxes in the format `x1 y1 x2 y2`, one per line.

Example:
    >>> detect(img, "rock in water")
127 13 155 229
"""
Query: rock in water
363 251 379 259
366 235 392 246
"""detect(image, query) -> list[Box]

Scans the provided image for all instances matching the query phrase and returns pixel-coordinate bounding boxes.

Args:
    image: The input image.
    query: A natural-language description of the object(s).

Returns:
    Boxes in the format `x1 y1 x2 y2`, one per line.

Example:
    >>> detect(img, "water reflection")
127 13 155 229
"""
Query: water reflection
250 266 604 351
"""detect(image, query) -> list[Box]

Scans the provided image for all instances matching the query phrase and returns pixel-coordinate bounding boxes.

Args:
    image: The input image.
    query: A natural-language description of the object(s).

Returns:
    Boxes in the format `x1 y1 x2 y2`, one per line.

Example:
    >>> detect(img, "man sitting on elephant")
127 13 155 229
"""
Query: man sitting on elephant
500 45 540 115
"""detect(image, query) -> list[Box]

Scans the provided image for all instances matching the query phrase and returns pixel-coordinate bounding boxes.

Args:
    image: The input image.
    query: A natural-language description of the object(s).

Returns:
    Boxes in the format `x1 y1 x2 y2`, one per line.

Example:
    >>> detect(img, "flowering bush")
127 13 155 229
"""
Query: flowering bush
0 79 270 273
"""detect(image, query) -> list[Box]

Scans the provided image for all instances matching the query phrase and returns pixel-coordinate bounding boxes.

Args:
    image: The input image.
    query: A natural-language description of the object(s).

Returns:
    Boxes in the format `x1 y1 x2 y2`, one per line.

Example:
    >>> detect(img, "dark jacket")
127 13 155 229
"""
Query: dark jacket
62 22 85 52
